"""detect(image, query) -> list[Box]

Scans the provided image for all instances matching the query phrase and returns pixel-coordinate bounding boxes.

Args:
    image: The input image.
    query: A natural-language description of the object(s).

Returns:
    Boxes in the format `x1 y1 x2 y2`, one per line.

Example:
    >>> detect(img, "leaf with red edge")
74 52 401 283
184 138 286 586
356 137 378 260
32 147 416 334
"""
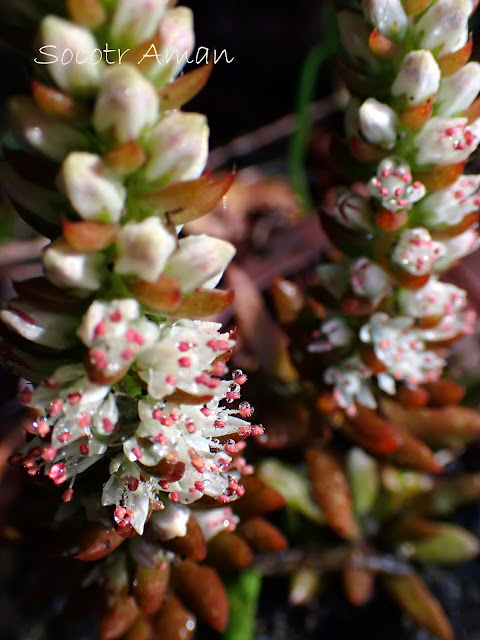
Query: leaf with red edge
174 560 229 633
31 78 90 122
134 562 170 617
437 36 473 77
100 595 139 640
465 96 480 123
170 173 235 223
128 274 183 312
160 63 213 111
170 288 234 319
368 29 402 59
76 524 126 561
136 174 210 208
62 219 119 251
152 594 196 640
306 448 361 541
415 162 465 192
103 141 146 175
346 405 403 454
399 99 433 130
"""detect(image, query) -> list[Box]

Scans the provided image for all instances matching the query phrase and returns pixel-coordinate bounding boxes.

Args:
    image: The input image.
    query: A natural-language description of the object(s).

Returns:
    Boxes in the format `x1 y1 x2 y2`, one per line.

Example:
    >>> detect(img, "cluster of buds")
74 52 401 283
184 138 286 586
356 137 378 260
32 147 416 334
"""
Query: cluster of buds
0 1 266 636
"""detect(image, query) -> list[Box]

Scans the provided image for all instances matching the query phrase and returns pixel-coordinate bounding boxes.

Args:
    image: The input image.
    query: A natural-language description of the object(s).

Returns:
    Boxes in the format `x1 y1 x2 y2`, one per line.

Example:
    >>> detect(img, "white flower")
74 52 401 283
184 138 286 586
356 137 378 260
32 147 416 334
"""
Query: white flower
43 240 106 291
391 228 445 276
194 506 239 541
149 502 190 540
136 319 235 399
391 51 441 106
367 157 426 212
77 299 159 381
416 0 470 56
166 235 236 292
93 65 160 145
350 257 391 301
324 355 375 414
334 190 374 230
114 216 176 282
110 0 169 48
0 301 78 350
359 312 445 386
415 117 480 167
433 229 480 271
39 16 102 95
435 62 480 117
307 317 353 353
417 310 476 342
362 0 408 39
144 111 209 186
359 99 398 149
398 278 466 318
416 174 480 228
60 152 126 223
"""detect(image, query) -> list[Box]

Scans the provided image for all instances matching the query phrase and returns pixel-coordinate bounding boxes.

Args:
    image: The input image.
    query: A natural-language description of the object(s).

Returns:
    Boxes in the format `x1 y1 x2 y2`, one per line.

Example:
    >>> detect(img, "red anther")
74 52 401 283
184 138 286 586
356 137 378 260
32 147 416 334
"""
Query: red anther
127 477 139 491
226 391 240 400
109 309 122 322
207 378 220 389
115 506 127 520
121 348 135 360
252 425 265 437
214 420 226 429
68 393 81 406
132 446 143 460
234 374 247 385
211 362 226 376
159 481 169 490
102 417 115 433
161 416 174 426
93 320 106 338
58 431 72 443
36 419 50 437
20 388 33 404
44 378 59 389
42 446 57 461
224 444 237 454
50 400 63 416
201 407 211 417
153 408 163 420
78 413 91 429
169 491 180 502
155 432 166 444
178 357 191 367
165 375 177 385
186 420 196 433
194 480 205 492
178 341 191 352
79 443 89 456
126 327 144 345
217 495 229 504
27 465 41 476
48 463 67 485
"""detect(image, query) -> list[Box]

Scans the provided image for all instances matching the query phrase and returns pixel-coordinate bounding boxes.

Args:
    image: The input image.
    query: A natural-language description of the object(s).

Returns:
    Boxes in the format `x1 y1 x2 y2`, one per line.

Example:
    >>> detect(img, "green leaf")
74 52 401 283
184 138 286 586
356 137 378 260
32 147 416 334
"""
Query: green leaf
223 569 262 640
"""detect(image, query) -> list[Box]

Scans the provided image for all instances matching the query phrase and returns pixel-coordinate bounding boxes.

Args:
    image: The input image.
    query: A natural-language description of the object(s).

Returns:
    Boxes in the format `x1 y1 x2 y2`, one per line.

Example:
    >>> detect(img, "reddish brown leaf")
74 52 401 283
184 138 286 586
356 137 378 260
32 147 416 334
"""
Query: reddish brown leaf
237 517 288 553
368 28 402 58
346 406 403 454
152 594 196 640
424 380 465 407
125 615 154 640
415 162 465 191
76 525 125 562
139 456 186 483
66 0 107 27
160 63 213 111
128 275 182 312
162 516 207 562
306 448 361 541
387 429 443 474
100 596 139 640
383 573 454 639
396 386 430 408
206 530 254 572
271 277 305 325
30 78 89 122
134 562 170 617
173 560 229 632
349 135 388 163
169 173 236 224
13 277 88 312
233 476 286 519
103 141 146 175
62 219 119 252
137 174 209 209
399 99 433 130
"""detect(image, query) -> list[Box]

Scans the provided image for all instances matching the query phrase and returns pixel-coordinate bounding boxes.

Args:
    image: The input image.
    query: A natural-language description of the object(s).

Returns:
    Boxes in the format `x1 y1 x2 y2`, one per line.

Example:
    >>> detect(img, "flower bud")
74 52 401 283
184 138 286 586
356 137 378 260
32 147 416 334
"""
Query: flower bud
391 51 440 107
144 111 209 185
350 258 390 302
415 117 480 166
432 229 480 272
436 62 480 117
362 0 408 40
166 234 236 292
38 16 102 95
110 0 169 48
93 64 160 145
9 97 88 162
359 99 397 148
60 152 126 223
144 8 195 85
334 190 374 230
43 239 106 290
415 0 470 56
114 216 176 282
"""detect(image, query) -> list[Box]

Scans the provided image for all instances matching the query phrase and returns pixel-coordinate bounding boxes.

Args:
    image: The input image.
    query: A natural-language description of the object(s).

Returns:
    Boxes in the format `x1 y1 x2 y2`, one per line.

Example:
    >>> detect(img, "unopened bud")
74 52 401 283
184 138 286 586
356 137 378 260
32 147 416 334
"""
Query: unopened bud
436 62 480 117
144 111 209 185
359 99 397 148
93 64 160 145
166 234 235 292
114 216 176 282
391 50 440 107
110 0 169 48
415 0 470 56
38 16 102 95
43 239 106 290
60 152 126 223
362 0 408 40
